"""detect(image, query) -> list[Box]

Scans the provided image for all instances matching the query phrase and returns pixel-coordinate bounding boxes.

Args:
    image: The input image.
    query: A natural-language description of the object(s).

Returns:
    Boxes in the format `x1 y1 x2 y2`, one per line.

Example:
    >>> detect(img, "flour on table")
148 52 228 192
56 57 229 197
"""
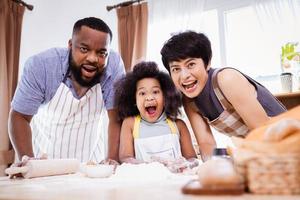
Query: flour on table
111 162 175 182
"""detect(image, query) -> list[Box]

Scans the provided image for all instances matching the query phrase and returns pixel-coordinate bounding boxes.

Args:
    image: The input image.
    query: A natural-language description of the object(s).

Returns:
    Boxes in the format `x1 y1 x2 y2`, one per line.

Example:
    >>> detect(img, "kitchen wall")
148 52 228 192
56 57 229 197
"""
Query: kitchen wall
19 0 234 149
15 0 240 157
19 0 120 74
18 0 269 77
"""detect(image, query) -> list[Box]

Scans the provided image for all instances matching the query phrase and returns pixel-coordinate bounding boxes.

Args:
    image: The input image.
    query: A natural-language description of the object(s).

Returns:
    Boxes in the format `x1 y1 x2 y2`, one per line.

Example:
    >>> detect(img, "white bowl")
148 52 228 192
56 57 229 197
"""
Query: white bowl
83 164 114 178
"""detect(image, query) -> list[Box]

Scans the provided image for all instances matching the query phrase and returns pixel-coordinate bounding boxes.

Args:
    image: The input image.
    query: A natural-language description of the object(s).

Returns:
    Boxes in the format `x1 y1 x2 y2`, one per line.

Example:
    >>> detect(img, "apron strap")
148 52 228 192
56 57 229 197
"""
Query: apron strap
133 115 177 139
166 118 177 134
133 115 141 139
211 68 233 109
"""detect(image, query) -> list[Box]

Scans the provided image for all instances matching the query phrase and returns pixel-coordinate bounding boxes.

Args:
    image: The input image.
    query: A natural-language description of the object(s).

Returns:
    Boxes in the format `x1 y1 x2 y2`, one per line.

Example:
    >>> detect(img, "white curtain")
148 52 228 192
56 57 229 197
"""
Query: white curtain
148 0 205 29
147 0 206 70
253 0 300 43
252 0 300 90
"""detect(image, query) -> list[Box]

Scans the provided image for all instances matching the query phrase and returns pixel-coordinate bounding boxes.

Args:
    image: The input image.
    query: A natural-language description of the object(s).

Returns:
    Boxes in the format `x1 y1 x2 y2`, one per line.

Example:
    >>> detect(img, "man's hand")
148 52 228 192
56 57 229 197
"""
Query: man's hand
6 154 47 179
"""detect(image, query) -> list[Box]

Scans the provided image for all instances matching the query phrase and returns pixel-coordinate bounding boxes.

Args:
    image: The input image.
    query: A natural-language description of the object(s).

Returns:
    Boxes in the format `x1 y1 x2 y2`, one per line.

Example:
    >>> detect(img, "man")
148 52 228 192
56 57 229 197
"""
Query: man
8 17 125 163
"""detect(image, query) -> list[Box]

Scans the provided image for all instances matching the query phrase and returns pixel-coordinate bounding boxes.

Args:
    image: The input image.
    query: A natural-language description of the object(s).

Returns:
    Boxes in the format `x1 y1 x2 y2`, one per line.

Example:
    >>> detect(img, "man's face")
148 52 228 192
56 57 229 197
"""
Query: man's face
68 26 111 87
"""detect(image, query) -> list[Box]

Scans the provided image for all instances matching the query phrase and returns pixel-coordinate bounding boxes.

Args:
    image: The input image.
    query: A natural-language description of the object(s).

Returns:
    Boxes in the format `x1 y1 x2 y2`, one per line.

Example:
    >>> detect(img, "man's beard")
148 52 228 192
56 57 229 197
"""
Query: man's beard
69 54 102 87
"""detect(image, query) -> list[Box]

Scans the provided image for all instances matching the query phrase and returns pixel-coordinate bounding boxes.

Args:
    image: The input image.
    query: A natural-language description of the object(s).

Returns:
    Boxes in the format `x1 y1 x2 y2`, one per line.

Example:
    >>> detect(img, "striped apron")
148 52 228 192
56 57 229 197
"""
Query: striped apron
133 115 182 162
30 82 106 162
206 69 249 137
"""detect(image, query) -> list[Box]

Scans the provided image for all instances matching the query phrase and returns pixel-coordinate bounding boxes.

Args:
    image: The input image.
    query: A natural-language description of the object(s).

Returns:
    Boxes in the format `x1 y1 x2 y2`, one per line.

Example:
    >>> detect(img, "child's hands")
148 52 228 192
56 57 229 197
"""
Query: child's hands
99 159 120 173
120 157 146 165
99 158 120 166
150 156 199 173
186 158 199 169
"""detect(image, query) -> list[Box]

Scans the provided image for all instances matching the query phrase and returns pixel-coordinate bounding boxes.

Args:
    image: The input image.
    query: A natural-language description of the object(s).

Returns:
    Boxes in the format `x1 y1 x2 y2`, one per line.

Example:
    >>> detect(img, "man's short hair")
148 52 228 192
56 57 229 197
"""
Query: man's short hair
73 17 112 41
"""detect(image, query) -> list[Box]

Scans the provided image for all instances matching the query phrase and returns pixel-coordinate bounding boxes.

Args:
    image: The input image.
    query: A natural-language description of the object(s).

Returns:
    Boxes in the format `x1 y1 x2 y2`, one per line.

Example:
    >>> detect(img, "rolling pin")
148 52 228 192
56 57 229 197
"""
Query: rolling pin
5 158 80 178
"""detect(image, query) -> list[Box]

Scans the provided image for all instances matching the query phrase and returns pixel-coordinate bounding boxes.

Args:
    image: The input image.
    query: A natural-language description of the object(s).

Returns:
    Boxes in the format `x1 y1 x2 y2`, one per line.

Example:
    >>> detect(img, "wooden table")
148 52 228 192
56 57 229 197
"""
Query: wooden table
275 90 300 109
0 173 299 200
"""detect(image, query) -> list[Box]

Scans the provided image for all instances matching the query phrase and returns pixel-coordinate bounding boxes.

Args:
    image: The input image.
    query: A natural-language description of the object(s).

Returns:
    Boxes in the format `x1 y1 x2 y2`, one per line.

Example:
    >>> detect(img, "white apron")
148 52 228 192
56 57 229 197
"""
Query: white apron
30 82 106 162
133 116 182 162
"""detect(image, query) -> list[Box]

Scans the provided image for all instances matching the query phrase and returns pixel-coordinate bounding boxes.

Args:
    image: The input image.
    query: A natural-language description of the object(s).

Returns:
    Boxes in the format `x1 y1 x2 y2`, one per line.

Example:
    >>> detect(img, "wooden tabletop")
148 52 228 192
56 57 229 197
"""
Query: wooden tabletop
0 173 299 200
274 90 300 98
273 90 300 109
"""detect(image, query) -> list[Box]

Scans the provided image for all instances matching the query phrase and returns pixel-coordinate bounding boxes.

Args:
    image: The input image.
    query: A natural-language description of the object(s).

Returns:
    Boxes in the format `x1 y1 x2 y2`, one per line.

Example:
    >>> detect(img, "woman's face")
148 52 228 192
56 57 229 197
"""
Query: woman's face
169 58 210 98
136 78 164 123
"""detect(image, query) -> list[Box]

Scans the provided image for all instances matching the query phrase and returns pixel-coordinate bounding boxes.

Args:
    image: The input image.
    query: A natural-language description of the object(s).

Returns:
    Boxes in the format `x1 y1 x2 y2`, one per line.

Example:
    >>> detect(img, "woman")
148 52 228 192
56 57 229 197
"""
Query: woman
160 31 286 161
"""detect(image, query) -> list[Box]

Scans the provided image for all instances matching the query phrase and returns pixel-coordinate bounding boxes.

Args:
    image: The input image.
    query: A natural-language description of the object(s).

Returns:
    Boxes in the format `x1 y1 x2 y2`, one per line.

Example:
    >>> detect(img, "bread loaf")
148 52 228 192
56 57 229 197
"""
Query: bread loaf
264 118 300 142
246 105 300 141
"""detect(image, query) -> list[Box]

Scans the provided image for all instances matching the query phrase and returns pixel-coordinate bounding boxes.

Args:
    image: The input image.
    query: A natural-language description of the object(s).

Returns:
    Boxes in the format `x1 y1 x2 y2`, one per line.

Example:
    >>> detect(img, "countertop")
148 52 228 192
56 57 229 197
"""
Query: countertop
274 90 300 98
274 90 300 109
0 173 299 200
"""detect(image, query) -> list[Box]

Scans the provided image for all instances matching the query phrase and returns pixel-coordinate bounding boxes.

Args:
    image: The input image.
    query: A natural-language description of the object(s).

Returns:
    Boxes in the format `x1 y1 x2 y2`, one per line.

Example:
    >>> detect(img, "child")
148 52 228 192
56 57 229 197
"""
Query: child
114 61 198 171
160 31 286 161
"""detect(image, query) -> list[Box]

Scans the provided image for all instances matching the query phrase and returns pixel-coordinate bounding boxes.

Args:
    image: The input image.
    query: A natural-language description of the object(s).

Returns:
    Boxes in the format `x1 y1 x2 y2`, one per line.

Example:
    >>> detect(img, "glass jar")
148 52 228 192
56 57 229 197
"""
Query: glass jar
212 148 231 160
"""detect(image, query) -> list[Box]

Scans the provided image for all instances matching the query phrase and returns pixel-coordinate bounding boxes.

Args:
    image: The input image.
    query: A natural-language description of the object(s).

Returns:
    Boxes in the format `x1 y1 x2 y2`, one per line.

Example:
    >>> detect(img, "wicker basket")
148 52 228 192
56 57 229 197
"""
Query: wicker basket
236 153 300 195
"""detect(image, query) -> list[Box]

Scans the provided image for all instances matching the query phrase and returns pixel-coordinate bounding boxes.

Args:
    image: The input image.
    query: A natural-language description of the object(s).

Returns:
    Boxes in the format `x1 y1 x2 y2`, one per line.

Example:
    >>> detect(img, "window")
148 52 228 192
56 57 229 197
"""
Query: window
147 0 300 146
147 9 220 72
147 0 300 93
225 6 281 77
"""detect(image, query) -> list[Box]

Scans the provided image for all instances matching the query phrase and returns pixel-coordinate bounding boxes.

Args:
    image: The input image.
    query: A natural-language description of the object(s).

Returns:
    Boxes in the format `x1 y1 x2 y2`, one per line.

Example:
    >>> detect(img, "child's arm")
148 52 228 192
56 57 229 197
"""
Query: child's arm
176 119 199 169
183 97 216 161
175 119 197 159
119 117 144 164
217 69 270 130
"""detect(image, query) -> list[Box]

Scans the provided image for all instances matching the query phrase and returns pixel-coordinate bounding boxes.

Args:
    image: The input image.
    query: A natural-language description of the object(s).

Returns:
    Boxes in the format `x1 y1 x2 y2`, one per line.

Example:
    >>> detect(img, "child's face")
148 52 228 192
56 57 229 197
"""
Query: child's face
136 78 164 123
169 58 210 98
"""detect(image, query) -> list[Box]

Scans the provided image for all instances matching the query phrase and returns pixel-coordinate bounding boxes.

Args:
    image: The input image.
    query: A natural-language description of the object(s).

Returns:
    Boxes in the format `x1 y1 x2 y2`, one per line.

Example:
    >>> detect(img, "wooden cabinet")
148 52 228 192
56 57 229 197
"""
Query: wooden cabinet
275 91 300 110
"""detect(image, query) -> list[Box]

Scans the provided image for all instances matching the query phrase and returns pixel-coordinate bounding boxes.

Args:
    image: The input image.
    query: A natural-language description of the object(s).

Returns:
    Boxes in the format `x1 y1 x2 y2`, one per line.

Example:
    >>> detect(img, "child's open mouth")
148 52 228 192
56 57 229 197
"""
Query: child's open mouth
145 106 157 116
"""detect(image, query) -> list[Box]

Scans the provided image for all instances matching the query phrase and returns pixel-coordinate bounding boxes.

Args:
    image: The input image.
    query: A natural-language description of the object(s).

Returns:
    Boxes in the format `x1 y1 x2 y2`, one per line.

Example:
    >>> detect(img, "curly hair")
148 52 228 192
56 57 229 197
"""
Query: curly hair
160 31 212 73
114 61 182 121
